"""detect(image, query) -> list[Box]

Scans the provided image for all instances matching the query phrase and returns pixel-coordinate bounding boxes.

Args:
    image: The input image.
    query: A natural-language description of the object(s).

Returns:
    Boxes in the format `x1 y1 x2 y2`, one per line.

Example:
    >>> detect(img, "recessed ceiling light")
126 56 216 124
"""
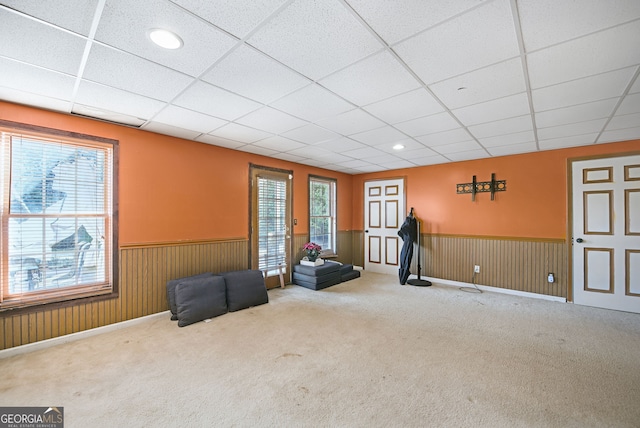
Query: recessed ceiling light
148 29 183 49
393 144 405 150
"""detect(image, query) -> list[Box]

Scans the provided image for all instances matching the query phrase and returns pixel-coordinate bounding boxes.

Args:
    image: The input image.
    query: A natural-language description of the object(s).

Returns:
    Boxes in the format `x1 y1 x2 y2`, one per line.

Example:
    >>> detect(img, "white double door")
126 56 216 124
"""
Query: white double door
571 154 640 313
364 178 406 275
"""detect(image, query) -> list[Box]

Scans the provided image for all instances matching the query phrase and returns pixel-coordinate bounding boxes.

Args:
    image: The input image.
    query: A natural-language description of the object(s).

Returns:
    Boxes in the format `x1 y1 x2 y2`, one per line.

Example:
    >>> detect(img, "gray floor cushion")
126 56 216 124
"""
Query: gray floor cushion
175 275 227 327
292 262 340 276
294 273 342 290
166 272 213 320
220 269 268 312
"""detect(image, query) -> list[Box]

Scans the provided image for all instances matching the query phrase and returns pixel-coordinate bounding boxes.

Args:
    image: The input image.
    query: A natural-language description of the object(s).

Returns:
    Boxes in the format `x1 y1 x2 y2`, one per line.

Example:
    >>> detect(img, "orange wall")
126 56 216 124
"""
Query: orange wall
352 140 640 239
0 102 354 245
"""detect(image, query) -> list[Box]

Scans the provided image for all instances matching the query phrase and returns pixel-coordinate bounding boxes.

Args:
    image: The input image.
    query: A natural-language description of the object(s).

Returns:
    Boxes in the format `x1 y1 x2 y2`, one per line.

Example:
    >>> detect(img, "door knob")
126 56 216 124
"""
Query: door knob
576 238 584 243
365 230 369 233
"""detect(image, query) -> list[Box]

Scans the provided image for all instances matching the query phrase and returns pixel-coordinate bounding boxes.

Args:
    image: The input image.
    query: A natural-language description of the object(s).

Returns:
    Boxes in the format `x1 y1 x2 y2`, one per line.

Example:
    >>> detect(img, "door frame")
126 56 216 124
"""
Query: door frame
567 150 640 303
249 163 293 289
363 177 406 274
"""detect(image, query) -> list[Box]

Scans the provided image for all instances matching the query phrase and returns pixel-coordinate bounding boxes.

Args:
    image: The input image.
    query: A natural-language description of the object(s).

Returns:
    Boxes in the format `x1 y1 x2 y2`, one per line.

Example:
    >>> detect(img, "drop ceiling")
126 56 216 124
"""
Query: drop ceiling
1 0 639 174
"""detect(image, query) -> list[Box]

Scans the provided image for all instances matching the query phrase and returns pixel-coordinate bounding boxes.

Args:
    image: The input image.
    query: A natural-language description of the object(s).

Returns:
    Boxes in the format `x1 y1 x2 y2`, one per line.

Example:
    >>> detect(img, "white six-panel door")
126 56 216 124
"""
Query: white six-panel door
364 178 405 275
572 154 640 313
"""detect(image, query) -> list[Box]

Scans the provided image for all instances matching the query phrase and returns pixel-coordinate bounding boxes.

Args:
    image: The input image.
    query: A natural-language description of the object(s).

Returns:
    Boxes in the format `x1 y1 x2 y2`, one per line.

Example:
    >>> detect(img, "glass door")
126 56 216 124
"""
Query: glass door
250 165 292 289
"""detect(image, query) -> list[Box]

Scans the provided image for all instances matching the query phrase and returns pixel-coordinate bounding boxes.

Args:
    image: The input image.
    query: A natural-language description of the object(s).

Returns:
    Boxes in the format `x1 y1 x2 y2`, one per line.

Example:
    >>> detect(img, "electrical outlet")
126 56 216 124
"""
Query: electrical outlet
474 265 480 274
547 273 555 283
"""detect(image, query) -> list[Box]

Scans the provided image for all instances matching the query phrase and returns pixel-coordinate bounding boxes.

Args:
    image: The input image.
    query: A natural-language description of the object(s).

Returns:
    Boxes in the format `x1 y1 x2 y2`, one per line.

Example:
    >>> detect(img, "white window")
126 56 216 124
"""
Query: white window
309 175 336 254
1 122 117 310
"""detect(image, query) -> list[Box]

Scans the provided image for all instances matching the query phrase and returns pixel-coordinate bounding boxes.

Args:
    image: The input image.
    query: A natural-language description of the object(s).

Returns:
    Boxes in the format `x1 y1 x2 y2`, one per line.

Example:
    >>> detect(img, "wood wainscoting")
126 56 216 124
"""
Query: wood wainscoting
418 234 567 298
0 239 248 350
332 231 566 298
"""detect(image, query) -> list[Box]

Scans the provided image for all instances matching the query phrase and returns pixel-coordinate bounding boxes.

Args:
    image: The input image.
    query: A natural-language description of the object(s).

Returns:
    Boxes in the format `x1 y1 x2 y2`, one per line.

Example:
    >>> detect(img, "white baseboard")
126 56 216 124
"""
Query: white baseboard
0 311 170 360
410 275 567 303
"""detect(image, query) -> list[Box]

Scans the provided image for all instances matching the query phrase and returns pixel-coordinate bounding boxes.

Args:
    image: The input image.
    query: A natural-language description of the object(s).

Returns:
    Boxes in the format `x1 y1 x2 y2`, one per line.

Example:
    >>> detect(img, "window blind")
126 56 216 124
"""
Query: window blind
257 176 287 271
1 128 114 309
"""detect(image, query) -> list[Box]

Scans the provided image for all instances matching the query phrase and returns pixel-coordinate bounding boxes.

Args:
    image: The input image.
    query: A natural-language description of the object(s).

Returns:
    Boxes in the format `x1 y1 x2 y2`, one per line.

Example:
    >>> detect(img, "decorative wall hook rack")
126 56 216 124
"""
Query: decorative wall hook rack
456 173 506 201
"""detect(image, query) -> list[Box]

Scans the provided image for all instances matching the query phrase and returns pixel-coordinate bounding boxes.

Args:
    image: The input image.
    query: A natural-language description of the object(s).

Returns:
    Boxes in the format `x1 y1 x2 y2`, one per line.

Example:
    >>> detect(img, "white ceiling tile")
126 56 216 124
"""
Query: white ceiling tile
336 159 372 168
468 115 533 139
0 57 75 100
76 80 166 119
487 142 538 157
394 0 520 84
210 123 273 143
142 122 202 140
173 81 261 121
598 127 640 143
236 144 278 156
478 130 535 148
286 145 334 159
151 105 228 134
353 164 387 173
314 152 355 163
617 92 640 115
452 93 531 126
315 108 385 135
319 51 420 105
410 155 450 166
539 133 599 150
527 20 640 89
281 124 340 144
519 0 640 52
172 0 289 39
364 154 402 165
363 88 444 124
314 137 366 152
394 112 460 137
95 0 237 77
341 147 389 160
532 68 634 112
247 0 381 80
252 136 306 152
271 152 307 163
71 104 146 127
270 84 354 122
236 106 308 134
84 44 194 101
374 138 426 153
347 0 489 45
375 159 415 170
446 149 489 162
298 158 332 167
0 9 86 74
350 126 407 145
202 45 309 103
196 134 245 149
434 140 483 154
394 147 438 160
606 112 640 130
415 128 472 147
535 99 618 128
0 87 71 113
1 0 99 35
429 58 526 109
537 119 607 140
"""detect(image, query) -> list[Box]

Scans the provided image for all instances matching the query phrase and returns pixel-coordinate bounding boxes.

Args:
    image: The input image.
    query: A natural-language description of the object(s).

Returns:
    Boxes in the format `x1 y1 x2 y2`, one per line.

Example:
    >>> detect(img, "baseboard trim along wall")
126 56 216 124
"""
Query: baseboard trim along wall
417 275 567 303
0 311 170 360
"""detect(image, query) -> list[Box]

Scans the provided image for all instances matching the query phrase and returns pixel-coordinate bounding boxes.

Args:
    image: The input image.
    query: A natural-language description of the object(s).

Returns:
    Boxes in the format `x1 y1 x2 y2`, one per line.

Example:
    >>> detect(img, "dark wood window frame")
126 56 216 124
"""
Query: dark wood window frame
0 119 119 316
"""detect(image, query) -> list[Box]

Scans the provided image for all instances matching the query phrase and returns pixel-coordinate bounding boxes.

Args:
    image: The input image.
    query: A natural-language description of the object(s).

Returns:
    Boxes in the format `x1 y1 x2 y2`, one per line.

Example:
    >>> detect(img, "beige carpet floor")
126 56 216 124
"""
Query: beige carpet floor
1 271 639 427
